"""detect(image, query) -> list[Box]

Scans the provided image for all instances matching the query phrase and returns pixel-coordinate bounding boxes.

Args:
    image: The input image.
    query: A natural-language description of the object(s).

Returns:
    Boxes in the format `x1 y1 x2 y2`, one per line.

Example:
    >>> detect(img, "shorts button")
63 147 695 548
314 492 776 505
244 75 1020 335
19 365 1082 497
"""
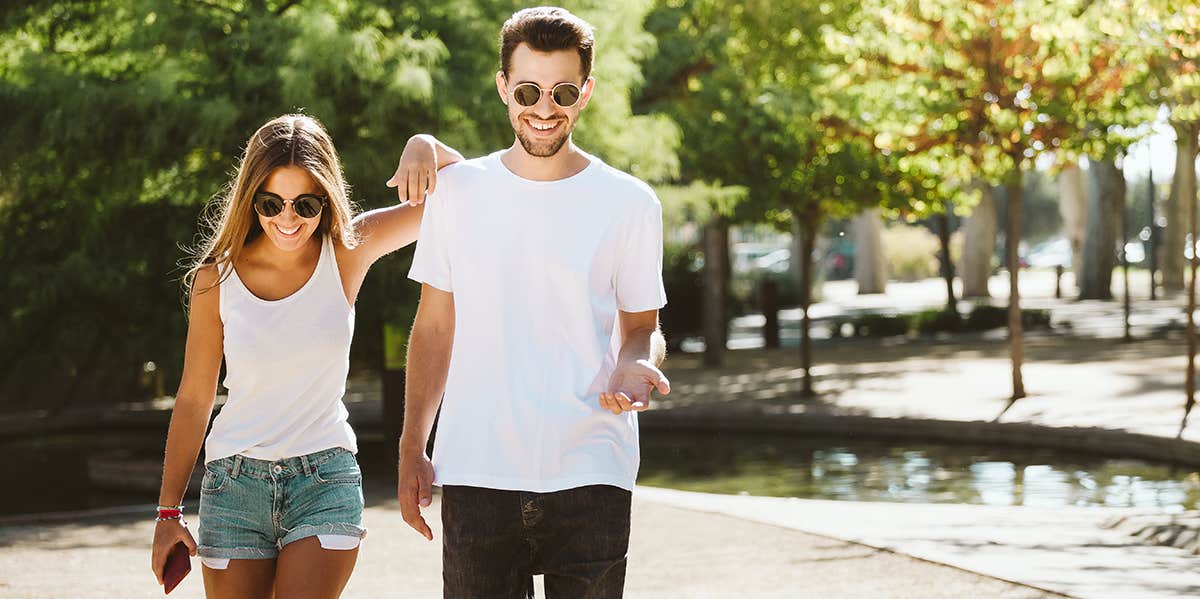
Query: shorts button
273 465 283 473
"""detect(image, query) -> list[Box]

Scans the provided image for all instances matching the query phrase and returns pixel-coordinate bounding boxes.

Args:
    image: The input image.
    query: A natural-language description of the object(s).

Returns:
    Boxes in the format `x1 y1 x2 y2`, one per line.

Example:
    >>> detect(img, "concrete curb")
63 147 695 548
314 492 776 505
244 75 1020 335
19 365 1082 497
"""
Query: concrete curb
639 408 1200 467
7 402 1200 468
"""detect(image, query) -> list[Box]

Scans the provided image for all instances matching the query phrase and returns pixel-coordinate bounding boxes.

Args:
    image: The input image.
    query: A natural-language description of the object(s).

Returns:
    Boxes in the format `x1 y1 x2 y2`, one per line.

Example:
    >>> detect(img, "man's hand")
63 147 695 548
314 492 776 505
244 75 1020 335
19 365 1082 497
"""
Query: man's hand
600 358 671 414
397 447 435 541
386 135 439 205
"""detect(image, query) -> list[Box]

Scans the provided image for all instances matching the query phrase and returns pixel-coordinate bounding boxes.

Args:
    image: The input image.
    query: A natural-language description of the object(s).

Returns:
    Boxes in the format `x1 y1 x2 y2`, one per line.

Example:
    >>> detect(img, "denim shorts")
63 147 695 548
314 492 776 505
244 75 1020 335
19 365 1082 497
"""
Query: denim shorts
197 446 366 562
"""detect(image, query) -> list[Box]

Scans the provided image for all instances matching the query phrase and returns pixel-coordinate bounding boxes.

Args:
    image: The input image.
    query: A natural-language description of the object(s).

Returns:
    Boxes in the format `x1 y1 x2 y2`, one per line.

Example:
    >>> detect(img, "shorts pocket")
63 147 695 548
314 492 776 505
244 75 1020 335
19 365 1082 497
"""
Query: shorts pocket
313 454 362 486
201 464 229 495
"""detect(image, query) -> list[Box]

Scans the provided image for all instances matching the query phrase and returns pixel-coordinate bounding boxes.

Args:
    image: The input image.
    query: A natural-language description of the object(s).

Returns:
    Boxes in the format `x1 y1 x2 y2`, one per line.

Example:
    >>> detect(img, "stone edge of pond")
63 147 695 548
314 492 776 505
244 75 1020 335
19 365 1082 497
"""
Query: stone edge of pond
639 409 1200 468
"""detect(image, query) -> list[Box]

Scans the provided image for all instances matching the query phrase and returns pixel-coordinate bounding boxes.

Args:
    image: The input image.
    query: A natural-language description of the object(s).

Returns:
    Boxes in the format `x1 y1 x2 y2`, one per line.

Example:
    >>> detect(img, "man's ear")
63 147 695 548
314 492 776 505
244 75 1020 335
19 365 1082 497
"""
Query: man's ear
578 76 596 110
495 71 509 106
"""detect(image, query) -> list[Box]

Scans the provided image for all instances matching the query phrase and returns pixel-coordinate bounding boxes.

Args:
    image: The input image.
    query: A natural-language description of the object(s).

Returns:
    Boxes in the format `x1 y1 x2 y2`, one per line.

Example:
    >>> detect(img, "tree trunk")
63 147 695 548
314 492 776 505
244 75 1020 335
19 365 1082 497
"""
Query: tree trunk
961 183 997 297
702 218 728 367
1058 163 1086 282
853 207 887 294
1164 123 1200 293
1006 170 1026 400
1078 158 1124 300
1184 123 1200 435
797 211 818 397
937 210 957 314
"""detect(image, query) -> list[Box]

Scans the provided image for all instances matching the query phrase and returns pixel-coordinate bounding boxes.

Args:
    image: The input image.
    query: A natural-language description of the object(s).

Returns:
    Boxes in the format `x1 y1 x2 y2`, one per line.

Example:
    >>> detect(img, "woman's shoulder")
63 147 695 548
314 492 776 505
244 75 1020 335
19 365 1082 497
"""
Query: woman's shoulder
191 262 223 297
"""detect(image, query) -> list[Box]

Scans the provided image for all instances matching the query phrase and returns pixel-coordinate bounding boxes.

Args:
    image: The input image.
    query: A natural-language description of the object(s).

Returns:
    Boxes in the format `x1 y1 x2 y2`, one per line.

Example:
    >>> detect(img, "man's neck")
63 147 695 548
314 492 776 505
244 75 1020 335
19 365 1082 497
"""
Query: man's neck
500 139 591 182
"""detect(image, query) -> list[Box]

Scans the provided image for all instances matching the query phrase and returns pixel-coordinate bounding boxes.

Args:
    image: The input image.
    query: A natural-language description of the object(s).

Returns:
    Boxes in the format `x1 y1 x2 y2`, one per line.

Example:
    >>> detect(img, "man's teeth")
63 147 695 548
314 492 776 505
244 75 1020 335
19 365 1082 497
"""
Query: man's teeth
531 121 558 131
276 224 300 235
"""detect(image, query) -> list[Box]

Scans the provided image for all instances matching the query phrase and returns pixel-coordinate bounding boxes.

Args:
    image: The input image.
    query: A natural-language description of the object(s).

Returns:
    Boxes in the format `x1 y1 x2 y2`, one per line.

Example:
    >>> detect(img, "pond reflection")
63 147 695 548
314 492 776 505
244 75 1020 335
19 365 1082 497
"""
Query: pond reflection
638 431 1200 511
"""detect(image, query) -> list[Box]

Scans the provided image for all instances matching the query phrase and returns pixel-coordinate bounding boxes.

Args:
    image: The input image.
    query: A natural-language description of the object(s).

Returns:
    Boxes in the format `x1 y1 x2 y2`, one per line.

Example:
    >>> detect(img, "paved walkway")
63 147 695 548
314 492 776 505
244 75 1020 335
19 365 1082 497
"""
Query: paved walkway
0 491 1055 599
639 487 1200 599
4 271 1200 596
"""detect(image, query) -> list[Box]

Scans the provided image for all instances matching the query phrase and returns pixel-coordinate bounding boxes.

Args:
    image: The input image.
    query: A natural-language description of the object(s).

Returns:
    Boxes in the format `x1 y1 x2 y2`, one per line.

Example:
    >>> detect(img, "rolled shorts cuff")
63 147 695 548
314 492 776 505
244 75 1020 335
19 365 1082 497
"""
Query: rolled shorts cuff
280 523 367 549
197 545 278 560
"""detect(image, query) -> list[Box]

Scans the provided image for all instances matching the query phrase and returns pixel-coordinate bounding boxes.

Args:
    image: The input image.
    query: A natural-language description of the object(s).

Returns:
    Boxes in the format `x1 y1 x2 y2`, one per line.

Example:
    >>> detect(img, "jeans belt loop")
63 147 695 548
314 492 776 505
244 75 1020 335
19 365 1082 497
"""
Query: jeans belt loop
301 454 312 477
230 455 243 479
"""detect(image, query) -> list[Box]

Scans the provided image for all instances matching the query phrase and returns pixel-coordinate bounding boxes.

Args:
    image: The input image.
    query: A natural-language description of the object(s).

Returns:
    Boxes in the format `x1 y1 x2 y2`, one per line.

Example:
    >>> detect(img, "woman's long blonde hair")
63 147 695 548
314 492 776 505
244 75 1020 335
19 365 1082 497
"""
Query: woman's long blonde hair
184 114 358 297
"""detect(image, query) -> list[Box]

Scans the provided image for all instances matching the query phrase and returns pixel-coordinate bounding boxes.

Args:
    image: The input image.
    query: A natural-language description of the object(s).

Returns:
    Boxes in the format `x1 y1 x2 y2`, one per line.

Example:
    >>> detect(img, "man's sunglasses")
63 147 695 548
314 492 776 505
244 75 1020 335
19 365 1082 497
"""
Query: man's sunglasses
252 191 326 219
509 82 582 108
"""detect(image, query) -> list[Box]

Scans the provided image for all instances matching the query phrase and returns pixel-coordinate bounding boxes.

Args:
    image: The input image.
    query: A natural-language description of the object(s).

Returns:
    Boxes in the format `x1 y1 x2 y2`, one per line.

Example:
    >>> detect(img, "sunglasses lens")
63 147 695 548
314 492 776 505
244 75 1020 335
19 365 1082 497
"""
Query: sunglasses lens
552 84 580 107
253 194 283 217
512 83 542 107
294 196 324 218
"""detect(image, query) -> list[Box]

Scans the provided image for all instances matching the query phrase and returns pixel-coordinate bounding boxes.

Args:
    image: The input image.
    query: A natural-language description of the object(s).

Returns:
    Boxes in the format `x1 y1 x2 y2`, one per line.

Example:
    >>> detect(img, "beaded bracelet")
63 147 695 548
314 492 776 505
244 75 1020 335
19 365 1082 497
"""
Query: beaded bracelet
156 505 184 522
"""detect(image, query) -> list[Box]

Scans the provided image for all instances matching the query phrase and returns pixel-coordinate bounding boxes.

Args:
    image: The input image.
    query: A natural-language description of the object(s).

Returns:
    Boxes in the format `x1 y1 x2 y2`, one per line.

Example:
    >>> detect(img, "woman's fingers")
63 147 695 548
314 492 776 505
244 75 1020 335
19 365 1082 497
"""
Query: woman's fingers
413 171 428 205
426 167 438 195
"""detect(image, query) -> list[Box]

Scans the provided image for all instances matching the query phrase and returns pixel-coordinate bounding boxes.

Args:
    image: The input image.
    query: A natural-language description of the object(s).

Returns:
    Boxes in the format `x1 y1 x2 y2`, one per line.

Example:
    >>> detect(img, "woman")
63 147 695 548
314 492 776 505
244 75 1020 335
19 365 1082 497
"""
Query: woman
150 114 461 598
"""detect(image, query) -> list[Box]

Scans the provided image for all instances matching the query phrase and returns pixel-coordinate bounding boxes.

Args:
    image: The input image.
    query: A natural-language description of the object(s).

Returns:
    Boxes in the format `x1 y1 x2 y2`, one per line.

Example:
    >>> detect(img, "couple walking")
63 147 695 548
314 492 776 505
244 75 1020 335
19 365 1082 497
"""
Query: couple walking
151 7 669 598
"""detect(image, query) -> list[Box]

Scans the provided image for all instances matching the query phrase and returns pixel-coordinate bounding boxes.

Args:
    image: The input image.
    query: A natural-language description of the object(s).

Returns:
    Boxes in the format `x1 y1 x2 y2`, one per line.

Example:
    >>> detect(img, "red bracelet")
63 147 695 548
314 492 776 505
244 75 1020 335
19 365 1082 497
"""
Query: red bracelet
157 508 182 519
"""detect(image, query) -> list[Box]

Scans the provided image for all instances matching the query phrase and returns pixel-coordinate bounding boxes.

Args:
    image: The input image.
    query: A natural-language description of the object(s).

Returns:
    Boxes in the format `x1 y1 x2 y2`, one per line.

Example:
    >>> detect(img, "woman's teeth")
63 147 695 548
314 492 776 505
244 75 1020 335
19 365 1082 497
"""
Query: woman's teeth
275 223 301 236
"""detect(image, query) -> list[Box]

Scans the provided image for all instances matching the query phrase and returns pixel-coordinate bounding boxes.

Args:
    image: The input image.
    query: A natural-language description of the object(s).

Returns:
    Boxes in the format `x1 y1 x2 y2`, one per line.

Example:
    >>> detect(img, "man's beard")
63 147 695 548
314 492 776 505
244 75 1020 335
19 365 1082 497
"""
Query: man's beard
514 117 573 157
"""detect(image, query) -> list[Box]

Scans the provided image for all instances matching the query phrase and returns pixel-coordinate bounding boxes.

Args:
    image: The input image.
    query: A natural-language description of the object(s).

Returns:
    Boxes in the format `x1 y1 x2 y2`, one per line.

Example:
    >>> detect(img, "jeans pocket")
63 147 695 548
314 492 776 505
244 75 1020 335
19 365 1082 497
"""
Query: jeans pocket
313 454 362 486
201 464 229 495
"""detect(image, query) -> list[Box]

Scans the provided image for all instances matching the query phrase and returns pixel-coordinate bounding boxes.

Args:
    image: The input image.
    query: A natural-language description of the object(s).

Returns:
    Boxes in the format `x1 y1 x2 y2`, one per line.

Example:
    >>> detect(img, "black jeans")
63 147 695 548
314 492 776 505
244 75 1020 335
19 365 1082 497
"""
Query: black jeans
441 484 632 599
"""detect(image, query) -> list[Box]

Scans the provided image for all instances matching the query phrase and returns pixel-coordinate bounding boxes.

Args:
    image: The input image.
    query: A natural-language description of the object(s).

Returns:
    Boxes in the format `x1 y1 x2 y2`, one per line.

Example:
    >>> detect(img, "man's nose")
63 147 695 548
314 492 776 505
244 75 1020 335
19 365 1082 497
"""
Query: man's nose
533 90 557 117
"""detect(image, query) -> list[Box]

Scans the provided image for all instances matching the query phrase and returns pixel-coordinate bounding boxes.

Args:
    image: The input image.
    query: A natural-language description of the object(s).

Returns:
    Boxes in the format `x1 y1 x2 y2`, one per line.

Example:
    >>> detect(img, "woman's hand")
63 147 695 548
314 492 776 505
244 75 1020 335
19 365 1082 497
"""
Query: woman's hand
151 518 198 584
386 134 465 205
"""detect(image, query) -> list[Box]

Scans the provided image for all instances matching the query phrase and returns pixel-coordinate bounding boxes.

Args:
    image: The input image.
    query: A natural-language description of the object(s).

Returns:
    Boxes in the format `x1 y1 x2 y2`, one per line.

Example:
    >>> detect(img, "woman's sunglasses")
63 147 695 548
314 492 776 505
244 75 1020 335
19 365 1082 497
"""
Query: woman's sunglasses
509 82 582 108
252 191 326 219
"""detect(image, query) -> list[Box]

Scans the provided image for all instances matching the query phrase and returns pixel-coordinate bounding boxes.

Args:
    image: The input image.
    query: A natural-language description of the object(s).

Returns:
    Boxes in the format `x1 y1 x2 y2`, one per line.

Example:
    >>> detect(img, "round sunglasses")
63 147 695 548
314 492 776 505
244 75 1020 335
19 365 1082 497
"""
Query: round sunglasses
509 82 582 108
252 191 326 219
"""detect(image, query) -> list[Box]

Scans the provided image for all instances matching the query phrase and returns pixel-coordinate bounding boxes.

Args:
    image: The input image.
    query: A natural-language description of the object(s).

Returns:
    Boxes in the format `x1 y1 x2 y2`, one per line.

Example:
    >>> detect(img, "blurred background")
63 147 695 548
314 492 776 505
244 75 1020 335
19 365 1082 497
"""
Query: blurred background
3 1 1200 597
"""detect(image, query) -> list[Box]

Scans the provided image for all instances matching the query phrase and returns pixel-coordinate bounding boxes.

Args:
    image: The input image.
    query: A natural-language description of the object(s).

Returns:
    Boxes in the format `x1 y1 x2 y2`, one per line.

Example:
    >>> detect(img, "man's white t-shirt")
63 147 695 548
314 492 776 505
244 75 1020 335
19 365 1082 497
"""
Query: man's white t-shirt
408 150 667 493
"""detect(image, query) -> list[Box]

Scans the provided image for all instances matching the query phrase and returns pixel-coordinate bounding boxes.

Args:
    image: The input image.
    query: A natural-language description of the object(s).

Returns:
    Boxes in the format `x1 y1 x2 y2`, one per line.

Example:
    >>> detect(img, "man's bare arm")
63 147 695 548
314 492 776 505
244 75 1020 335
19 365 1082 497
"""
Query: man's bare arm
599 309 670 414
397 283 455 540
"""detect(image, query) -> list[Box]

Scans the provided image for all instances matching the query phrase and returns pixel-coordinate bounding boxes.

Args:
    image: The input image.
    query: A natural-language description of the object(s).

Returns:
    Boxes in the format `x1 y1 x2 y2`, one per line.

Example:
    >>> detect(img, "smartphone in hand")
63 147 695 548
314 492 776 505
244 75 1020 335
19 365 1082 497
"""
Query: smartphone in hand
162 541 192 594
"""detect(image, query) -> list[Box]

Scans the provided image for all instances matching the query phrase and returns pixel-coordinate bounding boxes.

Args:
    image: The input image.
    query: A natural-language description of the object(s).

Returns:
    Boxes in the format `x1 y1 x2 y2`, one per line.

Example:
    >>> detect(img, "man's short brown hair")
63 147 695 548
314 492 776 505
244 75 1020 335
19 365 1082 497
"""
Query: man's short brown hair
500 7 595 80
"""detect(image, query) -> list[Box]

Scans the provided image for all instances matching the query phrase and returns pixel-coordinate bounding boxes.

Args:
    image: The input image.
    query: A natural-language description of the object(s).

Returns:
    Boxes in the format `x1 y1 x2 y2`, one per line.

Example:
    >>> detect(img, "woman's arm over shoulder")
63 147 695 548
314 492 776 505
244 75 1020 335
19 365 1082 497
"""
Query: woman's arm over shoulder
386 134 466 205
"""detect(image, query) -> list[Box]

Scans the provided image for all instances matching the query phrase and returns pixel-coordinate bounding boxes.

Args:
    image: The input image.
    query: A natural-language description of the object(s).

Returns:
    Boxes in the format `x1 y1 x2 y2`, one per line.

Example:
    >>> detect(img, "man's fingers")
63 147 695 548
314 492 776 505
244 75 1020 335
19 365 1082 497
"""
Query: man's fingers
427 168 438 194
417 468 433 508
598 393 618 414
654 375 671 396
398 467 434 541
413 515 433 541
613 392 635 412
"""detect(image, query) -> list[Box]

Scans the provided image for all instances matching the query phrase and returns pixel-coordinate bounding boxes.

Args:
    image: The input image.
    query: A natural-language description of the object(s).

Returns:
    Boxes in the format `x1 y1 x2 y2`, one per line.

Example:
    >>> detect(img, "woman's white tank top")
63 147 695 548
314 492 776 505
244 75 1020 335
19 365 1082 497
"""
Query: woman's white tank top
205 235 357 463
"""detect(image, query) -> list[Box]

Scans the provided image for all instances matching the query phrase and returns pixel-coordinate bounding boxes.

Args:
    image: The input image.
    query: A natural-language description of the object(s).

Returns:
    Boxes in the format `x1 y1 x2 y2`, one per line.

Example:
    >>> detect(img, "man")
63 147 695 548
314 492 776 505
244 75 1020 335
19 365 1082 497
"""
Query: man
398 6 670 598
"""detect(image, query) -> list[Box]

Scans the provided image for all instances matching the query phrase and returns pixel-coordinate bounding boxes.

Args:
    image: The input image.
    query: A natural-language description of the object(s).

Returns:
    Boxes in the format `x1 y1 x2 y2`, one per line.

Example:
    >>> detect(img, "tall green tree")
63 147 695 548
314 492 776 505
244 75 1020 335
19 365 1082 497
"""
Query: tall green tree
833 0 1128 401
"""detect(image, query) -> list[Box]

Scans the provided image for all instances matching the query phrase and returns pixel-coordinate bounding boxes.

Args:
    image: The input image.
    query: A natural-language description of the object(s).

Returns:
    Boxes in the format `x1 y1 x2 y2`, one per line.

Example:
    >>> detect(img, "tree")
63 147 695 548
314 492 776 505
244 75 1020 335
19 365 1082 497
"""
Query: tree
833 0 1129 400
0 0 675 410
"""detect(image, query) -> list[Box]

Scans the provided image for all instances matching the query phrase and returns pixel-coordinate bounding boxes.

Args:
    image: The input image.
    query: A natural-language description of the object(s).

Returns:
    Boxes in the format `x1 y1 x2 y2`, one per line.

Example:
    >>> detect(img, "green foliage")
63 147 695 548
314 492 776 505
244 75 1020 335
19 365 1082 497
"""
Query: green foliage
832 313 910 339
0 0 675 409
912 309 963 335
659 242 703 348
831 305 1052 338
882 224 942 281
963 305 1052 332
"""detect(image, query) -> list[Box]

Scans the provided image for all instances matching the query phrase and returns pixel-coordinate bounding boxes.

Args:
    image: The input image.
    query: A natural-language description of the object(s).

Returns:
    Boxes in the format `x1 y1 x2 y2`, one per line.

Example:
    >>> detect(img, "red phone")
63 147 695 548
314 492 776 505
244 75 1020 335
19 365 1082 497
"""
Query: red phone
162 541 192 594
